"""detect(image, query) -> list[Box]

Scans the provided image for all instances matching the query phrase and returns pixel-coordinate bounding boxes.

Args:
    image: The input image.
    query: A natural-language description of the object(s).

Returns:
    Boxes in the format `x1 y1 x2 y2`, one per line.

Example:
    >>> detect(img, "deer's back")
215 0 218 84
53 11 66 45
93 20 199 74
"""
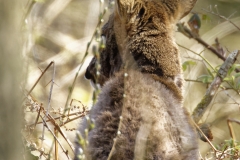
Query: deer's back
76 70 198 160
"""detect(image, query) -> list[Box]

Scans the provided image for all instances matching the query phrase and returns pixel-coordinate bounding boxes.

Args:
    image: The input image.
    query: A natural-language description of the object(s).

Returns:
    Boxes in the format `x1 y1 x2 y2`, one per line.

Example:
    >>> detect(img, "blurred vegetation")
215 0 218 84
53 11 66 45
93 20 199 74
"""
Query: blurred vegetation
7 0 239 159
0 0 25 160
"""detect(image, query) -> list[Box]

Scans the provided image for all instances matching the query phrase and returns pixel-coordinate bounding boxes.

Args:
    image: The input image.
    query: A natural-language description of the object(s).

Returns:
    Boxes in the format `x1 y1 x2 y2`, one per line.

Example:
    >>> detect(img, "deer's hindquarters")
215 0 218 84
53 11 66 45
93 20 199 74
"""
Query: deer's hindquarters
76 71 198 160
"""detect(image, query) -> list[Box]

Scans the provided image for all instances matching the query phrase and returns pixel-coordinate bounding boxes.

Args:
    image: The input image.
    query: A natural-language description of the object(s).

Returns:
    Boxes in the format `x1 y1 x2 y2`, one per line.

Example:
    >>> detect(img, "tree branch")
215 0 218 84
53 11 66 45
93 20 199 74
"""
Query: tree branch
177 23 226 61
192 50 240 123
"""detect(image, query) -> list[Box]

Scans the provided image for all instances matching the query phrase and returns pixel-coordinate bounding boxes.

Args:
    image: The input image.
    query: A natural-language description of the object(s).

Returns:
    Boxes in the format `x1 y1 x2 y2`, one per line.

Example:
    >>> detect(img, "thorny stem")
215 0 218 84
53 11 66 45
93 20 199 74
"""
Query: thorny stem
27 61 55 96
41 61 56 148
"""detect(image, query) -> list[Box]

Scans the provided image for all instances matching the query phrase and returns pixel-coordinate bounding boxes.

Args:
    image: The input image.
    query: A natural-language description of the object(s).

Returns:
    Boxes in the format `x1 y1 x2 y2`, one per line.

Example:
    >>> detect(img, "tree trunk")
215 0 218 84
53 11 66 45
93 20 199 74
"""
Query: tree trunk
0 1 24 159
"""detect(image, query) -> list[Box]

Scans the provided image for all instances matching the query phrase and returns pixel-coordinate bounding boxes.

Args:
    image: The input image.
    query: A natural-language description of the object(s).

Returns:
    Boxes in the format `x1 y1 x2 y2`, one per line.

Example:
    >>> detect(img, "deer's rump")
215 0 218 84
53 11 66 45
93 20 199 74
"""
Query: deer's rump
76 71 198 160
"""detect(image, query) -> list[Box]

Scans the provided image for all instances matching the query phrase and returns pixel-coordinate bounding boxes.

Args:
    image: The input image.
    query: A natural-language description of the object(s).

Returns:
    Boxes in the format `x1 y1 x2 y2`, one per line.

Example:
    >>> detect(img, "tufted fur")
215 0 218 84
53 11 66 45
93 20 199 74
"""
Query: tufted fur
75 0 199 159
85 14 122 87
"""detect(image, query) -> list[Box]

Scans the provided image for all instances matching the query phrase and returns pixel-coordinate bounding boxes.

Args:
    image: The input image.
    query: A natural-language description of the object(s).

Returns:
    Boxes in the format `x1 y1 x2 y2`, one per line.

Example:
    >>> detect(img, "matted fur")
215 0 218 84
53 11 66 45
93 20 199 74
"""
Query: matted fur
75 0 199 159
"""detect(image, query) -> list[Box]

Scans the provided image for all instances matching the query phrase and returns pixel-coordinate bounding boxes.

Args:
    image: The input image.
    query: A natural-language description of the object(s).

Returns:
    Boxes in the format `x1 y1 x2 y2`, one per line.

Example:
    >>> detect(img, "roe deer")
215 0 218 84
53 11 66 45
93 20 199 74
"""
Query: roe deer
75 0 199 159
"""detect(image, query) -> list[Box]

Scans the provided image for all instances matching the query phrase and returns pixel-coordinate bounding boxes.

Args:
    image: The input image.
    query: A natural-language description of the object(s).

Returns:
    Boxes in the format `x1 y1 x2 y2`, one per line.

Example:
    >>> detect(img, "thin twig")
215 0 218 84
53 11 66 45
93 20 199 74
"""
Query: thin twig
228 118 240 125
202 8 240 31
60 113 89 127
178 43 216 71
193 121 218 151
41 61 56 147
41 109 75 152
223 90 240 106
177 23 226 61
54 128 59 160
40 115 70 160
31 103 42 134
27 61 55 96
192 50 240 123
194 121 237 159
31 110 89 126
218 146 228 160
185 79 208 83
227 118 240 143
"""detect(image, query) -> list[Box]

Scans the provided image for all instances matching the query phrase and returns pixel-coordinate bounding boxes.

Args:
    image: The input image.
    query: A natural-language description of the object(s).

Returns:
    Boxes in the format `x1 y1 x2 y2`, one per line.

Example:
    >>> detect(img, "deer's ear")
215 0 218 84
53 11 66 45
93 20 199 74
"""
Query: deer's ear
115 0 135 18
178 0 197 19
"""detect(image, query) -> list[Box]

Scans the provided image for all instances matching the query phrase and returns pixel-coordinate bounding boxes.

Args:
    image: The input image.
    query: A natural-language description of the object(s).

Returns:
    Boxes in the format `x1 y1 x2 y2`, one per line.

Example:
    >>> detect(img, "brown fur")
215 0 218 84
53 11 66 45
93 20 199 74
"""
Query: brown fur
75 0 199 159
85 14 122 86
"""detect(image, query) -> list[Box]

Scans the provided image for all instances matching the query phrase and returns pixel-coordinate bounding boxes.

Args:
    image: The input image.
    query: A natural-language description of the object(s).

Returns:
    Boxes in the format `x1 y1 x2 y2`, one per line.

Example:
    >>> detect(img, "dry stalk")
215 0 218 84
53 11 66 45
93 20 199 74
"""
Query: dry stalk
40 115 71 160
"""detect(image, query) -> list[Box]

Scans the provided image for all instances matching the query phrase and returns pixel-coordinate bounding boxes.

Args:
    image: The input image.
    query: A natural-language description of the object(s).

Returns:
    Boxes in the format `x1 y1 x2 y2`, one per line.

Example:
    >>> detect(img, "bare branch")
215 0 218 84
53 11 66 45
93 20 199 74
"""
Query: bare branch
177 23 226 61
202 8 240 31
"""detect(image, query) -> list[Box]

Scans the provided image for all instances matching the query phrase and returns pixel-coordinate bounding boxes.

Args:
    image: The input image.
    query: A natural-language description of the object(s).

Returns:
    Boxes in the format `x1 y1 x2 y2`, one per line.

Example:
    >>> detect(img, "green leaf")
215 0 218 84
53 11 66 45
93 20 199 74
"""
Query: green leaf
202 14 210 21
232 75 235 82
197 75 213 83
234 72 240 79
223 77 232 81
228 64 240 75
182 61 196 71
235 145 240 150
223 76 235 86
225 139 234 146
